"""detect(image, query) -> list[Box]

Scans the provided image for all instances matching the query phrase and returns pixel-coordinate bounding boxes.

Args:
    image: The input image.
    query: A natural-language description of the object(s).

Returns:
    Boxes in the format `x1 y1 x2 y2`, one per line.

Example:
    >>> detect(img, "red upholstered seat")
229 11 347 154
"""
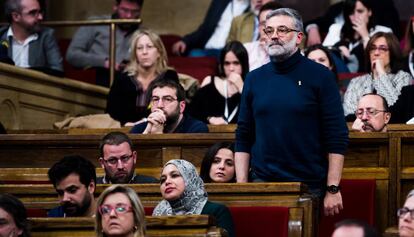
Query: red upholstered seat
160 34 182 58
230 206 289 237
27 208 48 217
319 179 376 237
144 206 155 216
58 39 97 84
169 56 218 82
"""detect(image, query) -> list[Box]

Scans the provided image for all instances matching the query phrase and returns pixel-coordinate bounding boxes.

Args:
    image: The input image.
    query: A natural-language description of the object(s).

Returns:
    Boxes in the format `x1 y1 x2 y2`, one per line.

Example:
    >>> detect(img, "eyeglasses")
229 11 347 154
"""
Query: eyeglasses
21 9 43 17
99 204 132 216
355 108 387 118
263 25 299 38
103 154 133 165
368 45 389 53
398 207 414 219
150 96 178 105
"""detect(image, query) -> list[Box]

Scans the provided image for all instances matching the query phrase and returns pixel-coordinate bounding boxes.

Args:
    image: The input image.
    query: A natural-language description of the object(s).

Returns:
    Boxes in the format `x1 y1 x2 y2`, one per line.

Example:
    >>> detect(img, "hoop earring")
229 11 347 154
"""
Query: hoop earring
133 226 138 232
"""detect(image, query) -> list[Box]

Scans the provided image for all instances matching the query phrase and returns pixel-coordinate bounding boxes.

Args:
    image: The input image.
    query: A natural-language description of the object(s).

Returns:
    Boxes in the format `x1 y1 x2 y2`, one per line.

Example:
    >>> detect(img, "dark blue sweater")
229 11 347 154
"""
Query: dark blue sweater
235 50 348 185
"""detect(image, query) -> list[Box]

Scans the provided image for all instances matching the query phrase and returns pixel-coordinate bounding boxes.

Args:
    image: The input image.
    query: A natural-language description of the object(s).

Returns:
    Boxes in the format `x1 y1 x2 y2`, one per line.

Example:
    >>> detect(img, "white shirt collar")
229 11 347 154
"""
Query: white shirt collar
6 26 38 45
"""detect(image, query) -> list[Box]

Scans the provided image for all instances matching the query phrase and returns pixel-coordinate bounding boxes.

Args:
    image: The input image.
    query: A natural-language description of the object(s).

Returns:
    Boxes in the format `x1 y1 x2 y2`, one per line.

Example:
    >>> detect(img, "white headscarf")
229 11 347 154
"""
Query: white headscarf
152 159 208 216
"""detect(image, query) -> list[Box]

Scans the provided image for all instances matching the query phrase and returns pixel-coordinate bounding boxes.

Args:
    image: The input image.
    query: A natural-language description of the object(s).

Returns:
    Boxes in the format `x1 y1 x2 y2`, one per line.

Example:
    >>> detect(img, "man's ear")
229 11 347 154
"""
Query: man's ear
88 180 95 194
296 32 304 45
179 101 186 114
11 12 20 22
98 157 105 169
132 151 137 165
384 112 391 124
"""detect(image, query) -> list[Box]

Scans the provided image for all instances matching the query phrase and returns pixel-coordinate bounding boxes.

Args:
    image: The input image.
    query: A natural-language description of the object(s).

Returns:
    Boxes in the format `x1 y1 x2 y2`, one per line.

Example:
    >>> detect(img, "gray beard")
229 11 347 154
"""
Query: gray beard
267 37 298 62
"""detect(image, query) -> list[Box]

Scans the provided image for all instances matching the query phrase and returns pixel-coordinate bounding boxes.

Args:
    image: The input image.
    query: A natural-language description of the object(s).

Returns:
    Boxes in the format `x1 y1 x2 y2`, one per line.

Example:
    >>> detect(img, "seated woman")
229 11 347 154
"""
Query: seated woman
343 32 413 118
106 29 169 126
322 0 392 72
153 159 235 237
398 189 414 237
188 41 248 125
200 142 236 183
403 16 414 77
0 194 30 237
95 185 146 237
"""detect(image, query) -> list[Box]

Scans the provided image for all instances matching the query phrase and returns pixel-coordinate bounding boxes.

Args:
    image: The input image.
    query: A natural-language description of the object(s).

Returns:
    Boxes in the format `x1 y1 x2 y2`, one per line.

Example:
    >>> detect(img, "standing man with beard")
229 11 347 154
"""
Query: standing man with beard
1 0 63 76
66 0 143 87
47 155 96 217
98 131 158 184
235 8 349 217
130 70 208 134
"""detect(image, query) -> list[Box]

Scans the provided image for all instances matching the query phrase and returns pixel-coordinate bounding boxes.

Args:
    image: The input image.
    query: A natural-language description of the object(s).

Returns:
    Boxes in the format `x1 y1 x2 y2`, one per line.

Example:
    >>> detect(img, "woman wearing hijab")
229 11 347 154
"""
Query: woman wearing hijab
152 159 235 237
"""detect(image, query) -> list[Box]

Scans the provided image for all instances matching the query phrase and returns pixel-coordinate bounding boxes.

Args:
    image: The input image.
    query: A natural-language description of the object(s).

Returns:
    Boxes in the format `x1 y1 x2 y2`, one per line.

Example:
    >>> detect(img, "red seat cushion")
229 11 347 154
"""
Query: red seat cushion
229 206 289 237
319 179 376 237
169 56 218 82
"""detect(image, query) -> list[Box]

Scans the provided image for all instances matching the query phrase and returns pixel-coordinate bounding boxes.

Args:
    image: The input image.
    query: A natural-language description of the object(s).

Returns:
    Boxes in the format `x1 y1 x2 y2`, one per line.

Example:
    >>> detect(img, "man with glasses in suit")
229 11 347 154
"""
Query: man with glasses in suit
98 131 158 184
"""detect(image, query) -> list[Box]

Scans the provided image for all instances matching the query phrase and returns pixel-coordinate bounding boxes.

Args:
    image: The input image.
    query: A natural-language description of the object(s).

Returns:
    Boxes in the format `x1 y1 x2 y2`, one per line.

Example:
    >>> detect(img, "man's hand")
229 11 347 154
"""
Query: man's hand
143 109 166 134
352 118 366 132
172 40 187 56
306 27 322 46
104 59 122 71
208 116 228 125
324 191 343 216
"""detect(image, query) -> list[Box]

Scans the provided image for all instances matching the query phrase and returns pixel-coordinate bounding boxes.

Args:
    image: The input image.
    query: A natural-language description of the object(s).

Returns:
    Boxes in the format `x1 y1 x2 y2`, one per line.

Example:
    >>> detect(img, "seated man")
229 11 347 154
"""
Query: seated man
352 93 391 132
66 0 142 87
332 219 379 237
98 131 158 184
227 0 281 44
1 0 63 76
172 0 249 58
47 155 96 217
130 71 208 134
243 1 282 71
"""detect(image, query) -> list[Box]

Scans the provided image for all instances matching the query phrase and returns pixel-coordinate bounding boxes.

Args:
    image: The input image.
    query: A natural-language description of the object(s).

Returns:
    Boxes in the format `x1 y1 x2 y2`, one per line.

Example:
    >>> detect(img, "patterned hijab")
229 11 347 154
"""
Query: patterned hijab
152 159 208 216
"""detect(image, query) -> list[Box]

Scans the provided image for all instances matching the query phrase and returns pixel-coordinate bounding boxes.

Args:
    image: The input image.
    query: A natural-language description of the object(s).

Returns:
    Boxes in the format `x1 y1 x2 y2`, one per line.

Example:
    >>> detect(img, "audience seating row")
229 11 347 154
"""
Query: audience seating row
1 183 308 237
29 215 224 237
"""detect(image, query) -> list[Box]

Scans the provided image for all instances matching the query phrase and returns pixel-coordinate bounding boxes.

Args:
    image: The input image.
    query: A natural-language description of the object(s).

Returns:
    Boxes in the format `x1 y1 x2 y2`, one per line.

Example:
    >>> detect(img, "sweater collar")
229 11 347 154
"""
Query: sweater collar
271 49 302 73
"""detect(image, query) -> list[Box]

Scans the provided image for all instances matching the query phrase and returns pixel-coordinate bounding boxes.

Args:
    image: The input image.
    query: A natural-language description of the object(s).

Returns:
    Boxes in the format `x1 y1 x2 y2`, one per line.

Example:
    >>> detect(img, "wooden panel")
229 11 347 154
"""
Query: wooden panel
30 215 222 237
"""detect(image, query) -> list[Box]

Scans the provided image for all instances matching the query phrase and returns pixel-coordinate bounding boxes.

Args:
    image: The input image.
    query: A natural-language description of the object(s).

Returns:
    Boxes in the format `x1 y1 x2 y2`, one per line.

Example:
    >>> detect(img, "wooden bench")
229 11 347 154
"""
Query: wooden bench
0 182 312 237
30 215 224 237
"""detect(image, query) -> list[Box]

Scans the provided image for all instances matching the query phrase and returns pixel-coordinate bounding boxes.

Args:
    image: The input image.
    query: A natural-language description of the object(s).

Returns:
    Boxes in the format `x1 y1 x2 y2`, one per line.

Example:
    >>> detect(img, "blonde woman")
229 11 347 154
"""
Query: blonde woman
95 185 145 237
106 29 169 125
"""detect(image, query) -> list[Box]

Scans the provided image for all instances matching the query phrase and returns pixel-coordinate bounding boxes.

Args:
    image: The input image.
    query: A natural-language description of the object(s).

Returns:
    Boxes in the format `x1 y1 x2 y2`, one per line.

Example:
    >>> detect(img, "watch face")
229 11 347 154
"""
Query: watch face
328 185 340 193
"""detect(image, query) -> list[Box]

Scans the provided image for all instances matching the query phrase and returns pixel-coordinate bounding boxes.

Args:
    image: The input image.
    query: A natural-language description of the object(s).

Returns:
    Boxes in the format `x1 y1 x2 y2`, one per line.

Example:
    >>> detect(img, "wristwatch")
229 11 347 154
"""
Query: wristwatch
327 185 341 194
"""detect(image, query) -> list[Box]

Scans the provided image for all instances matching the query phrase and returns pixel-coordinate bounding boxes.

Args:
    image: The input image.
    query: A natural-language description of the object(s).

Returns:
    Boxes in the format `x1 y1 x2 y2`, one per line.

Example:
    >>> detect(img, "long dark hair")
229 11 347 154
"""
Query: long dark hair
304 44 338 79
0 194 31 237
365 32 403 74
200 142 235 183
218 41 249 80
340 0 375 43
403 16 414 56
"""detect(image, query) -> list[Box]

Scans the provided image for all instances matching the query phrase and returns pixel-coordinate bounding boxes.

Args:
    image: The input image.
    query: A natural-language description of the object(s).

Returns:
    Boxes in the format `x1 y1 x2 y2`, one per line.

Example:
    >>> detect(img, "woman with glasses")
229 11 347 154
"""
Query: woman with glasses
200 142 236 183
106 29 169 126
95 184 146 237
187 41 248 125
153 159 235 237
343 32 413 119
322 0 392 72
398 190 414 237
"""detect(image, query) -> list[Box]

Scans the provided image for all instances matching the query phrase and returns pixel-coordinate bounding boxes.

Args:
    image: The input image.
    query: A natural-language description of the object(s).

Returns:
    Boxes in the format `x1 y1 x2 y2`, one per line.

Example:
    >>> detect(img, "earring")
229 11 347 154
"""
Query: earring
133 226 138 232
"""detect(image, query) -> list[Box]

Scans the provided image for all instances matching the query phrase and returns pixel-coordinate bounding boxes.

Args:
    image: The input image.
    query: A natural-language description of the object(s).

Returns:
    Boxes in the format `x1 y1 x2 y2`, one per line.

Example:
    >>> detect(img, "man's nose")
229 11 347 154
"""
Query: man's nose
361 112 369 121
62 192 71 202
37 13 43 21
116 159 125 169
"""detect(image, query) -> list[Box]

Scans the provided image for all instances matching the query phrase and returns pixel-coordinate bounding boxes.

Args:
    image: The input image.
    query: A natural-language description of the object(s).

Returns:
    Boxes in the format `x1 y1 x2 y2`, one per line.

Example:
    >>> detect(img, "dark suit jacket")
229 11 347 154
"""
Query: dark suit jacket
389 85 414 124
182 0 248 52
0 26 63 73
